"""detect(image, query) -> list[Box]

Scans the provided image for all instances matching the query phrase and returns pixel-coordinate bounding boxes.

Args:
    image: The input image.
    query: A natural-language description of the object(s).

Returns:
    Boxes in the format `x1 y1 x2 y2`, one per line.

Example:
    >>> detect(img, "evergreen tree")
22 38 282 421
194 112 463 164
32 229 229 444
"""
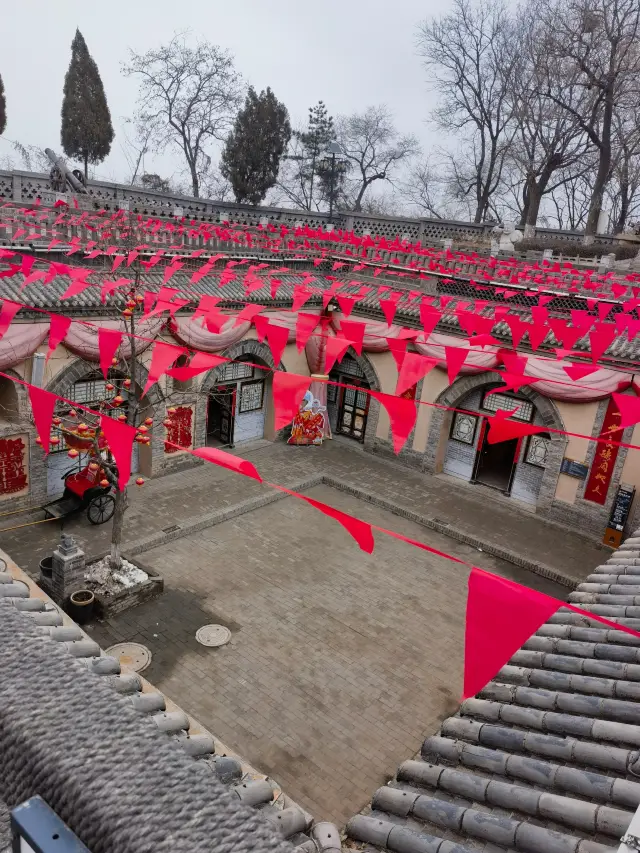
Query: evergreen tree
61 29 114 181
221 87 291 205
296 101 335 209
0 74 6 135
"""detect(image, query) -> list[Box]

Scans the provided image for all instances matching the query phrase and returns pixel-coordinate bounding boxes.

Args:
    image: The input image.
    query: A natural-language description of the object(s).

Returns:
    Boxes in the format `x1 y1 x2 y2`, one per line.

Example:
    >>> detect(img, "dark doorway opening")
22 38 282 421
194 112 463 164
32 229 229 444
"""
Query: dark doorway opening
473 426 518 493
207 387 235 447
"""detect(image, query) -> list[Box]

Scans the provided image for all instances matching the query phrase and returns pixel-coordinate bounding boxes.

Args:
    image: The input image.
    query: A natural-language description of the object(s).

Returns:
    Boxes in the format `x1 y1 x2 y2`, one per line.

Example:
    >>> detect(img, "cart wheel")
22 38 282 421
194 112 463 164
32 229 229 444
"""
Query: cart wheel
87 494 115 525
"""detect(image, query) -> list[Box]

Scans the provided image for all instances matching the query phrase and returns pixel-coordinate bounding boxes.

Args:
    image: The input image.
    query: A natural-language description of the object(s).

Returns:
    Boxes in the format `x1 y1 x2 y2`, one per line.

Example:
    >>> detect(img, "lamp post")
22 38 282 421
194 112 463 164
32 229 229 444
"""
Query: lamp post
320 142 346 224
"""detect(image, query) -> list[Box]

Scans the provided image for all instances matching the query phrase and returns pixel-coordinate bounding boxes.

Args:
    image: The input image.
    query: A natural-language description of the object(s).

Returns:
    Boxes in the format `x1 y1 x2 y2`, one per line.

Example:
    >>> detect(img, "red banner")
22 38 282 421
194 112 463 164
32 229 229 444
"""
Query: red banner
584 397 623 504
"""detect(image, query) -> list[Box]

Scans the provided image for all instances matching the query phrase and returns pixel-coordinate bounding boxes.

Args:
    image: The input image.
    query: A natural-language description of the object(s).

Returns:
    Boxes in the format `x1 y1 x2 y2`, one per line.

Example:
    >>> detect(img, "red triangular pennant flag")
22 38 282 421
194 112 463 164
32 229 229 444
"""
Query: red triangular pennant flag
265 323 289 367
486 409 546 444
98 328 123 379
233 304 264 327
589 323 616 362
324 336 351 373
272 373 312 430
0 300 22 339
28 385 58 455
165 352 226 382
100 415 136 491
338 319 365 355
463 567 561 700
444 347 468 385
612 392 640 430
336 294 357 318
370 391 417 454
563 362 599 381
46 315 71 361
387 337 409 371
143 342 186 396
277 486 374 553
420 302 441 338
292 285 313 312
192 446 262 481
504 315 527 348
295 313 321 352
379 298 397 326
395 352 437 396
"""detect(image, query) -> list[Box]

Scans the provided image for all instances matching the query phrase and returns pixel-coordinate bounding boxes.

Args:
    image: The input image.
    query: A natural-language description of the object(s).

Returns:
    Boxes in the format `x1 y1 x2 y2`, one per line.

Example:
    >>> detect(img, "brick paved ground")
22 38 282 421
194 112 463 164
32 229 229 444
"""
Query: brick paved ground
86 484 566 826
3 439 607 580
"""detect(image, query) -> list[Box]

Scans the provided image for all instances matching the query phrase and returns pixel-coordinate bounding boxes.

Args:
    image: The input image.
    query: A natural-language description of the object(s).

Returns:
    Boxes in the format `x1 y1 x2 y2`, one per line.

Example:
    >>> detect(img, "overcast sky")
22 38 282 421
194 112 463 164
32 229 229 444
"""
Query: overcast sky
0 0 455 188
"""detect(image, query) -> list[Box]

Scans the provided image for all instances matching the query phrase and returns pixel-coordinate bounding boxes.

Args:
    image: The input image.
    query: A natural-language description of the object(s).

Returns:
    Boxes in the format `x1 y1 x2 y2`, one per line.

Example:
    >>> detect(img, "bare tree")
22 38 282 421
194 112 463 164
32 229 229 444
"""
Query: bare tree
417 0 518 223
547 168 594 229
403 157 446 218
503 5 589 234
608 107 640 232
538 0 640 235
123 33 243 197
335 106 419 212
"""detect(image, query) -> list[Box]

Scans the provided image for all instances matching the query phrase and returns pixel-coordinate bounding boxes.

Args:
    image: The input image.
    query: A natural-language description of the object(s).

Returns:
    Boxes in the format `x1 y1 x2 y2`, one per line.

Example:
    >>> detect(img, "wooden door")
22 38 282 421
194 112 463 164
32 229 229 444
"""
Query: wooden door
338 379 370 442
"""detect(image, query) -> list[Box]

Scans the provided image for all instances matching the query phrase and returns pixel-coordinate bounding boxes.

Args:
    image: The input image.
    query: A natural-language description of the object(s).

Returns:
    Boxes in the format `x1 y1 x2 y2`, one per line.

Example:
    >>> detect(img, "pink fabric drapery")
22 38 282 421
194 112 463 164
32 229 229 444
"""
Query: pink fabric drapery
522 356 630 401
0 323 49 370
64 318 166 361
414 332 501 372
263 309 321 344
170 315 250 352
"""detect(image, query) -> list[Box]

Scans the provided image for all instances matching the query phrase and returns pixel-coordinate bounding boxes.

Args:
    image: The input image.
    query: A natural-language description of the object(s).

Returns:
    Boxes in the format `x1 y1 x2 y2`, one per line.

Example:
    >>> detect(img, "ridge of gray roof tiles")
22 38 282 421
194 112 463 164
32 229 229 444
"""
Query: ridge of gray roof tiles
344 531 640 853
0 566 337 853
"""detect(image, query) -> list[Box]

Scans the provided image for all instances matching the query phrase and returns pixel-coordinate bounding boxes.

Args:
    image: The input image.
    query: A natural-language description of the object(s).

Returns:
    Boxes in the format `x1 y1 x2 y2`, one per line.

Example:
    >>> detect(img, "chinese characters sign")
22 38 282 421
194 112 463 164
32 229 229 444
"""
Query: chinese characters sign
584 398 622 504
164 406 193 454
0 436 28 495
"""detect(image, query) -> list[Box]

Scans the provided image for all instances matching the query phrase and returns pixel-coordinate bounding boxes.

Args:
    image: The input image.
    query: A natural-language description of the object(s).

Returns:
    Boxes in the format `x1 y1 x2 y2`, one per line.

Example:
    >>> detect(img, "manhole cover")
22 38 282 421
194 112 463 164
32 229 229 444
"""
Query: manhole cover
196 625 231 647
105 642 152 673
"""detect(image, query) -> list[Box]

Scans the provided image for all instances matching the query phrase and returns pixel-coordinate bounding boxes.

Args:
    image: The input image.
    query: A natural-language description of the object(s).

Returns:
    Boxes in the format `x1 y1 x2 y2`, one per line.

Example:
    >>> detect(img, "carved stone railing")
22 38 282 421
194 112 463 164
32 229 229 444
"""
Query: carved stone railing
0 167 616 247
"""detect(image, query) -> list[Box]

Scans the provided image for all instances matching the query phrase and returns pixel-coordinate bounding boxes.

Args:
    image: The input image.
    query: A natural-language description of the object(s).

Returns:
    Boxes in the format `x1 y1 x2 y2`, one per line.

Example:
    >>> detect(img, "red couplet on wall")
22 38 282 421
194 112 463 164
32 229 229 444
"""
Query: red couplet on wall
584 398 623 505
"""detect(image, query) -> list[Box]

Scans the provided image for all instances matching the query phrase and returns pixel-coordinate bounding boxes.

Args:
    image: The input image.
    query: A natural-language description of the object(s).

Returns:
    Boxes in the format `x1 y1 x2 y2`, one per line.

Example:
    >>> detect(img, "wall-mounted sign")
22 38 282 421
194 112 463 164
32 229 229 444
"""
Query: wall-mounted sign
560 458 589 480
603 482 636 548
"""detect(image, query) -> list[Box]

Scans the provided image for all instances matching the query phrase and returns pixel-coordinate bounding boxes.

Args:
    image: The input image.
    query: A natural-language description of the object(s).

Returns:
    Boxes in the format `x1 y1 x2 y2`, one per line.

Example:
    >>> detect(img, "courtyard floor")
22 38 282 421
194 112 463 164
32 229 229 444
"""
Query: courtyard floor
2 440 609 823
85 483 566 825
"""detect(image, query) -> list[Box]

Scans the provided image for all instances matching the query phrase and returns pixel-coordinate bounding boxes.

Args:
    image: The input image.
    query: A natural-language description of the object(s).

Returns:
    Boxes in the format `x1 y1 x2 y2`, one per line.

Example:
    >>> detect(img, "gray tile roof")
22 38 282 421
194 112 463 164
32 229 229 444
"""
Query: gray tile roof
0 568 333 852
344 536 640 853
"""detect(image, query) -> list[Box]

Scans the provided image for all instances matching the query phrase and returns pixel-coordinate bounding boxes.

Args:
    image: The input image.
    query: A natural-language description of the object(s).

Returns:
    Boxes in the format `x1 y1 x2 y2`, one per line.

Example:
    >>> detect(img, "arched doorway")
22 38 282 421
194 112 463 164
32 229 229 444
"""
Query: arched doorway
441 381 560 505
328 353 371 442
206 355 269 447
45 367 149 497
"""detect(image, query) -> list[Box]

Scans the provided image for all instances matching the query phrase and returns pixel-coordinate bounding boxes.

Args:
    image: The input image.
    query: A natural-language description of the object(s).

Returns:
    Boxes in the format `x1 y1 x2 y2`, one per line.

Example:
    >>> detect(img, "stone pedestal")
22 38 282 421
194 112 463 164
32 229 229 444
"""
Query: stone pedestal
50 534 86 604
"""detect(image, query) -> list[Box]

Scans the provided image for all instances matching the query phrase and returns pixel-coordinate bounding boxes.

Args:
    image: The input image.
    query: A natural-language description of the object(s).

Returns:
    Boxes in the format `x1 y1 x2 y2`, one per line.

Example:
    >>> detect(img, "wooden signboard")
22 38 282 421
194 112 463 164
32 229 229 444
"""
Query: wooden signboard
603 483 636 548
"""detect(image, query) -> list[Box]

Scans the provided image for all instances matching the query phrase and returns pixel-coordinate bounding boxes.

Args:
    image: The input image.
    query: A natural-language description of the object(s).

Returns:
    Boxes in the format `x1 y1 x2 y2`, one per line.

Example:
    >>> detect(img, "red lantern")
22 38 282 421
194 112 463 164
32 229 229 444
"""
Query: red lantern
35 436 42 445
137 425 148 434
144 417 153 426
88 462 99 471
111 357 119 366
50 436 60 446
167 407 176 415
52 417 62 426
68 409 77 418
162 418 172 428
105 383 115 392
123 378 132 388
99 478 110 488
77 423 88 432
135 477 145 486
112 395 124 406
67 448 79 459
126 299 136 309
117 413 127 422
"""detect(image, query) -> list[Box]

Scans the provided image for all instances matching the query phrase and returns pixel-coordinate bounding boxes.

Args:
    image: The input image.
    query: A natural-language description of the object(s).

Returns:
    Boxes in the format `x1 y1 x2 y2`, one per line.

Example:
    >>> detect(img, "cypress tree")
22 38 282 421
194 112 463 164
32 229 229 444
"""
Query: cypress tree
221 87 291 205
0 74 6 135
61 29 114 180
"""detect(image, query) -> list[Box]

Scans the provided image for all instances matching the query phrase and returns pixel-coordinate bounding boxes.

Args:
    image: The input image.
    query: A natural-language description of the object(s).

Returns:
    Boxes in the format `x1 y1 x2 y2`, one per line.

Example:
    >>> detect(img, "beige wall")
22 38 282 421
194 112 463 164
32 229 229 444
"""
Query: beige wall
413 369 450 453
554 399 599 505
369 351 398 439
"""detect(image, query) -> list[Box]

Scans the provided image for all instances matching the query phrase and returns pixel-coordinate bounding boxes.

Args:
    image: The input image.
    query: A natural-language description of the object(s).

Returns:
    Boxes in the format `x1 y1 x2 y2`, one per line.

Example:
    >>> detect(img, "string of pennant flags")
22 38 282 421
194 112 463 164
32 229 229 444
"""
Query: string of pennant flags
5 200 640 699
4 365 640 701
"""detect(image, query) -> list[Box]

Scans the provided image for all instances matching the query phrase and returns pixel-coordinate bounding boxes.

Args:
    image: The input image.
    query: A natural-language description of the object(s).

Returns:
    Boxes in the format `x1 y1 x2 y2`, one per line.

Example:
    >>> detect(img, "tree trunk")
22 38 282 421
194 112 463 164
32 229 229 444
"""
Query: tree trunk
83 152 88 183
109 486 129 570
586 98 613 236
191 166 199 198
615 159 630 234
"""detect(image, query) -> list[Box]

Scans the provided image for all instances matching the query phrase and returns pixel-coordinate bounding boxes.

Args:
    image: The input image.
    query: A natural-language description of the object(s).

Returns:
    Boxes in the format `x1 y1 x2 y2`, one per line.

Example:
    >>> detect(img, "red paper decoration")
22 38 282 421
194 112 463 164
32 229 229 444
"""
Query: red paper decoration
272 373 312 430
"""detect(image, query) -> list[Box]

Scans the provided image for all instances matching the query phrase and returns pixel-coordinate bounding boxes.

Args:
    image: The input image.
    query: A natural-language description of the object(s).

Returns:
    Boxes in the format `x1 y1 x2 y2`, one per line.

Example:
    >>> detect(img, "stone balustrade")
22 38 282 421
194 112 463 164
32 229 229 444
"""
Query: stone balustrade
0 167 617 248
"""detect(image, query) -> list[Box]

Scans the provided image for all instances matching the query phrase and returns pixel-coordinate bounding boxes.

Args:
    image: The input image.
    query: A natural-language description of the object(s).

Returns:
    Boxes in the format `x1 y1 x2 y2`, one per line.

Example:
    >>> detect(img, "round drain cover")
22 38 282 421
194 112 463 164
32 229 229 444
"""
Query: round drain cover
196 625 231 647
105 642 152 673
